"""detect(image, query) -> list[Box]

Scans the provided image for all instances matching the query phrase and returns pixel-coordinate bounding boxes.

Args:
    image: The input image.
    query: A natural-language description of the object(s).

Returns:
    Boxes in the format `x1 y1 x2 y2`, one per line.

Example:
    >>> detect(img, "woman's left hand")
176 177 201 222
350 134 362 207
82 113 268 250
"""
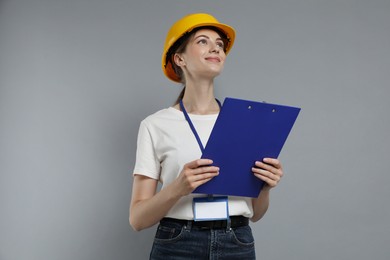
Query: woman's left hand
252 158 283 189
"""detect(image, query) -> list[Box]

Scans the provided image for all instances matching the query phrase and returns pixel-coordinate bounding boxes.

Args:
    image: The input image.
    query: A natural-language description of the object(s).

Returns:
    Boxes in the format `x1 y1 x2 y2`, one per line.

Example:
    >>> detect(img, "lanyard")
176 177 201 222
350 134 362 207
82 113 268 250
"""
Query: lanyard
180 99 221 153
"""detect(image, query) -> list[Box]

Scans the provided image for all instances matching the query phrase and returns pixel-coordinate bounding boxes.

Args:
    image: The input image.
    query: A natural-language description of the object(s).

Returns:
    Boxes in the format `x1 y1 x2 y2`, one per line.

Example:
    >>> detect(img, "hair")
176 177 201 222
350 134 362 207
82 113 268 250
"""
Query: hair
167 26 229 105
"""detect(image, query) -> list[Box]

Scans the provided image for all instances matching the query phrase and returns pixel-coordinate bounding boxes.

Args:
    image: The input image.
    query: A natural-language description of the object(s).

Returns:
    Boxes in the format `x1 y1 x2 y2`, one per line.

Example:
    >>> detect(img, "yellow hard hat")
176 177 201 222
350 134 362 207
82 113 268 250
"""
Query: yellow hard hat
162 13 236 83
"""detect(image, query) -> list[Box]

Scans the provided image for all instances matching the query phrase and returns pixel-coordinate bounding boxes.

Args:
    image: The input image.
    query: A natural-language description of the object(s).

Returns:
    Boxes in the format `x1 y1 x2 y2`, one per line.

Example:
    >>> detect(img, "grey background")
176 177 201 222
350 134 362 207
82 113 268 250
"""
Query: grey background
1 0 389 259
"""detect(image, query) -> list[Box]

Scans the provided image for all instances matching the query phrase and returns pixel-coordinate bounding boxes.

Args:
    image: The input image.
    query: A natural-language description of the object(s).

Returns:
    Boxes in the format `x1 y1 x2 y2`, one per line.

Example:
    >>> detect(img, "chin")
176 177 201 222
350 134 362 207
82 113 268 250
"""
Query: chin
207 67 224 76
210 70 223 78
196 67 224 79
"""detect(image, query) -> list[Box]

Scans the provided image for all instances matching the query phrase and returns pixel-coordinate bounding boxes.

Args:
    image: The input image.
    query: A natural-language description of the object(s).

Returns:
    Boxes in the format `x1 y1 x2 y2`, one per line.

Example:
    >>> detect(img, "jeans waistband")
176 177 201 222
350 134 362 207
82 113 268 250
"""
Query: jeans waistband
160 216 249 230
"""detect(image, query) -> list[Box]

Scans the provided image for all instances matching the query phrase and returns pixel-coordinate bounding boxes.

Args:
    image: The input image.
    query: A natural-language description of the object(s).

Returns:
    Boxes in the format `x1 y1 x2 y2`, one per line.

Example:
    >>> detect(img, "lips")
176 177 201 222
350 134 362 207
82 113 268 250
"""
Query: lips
205 56 221 62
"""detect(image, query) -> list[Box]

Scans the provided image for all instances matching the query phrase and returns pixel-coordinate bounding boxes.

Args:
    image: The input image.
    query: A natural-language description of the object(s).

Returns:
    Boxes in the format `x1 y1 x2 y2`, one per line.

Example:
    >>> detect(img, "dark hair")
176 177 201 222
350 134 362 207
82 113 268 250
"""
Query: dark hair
169 26 229 104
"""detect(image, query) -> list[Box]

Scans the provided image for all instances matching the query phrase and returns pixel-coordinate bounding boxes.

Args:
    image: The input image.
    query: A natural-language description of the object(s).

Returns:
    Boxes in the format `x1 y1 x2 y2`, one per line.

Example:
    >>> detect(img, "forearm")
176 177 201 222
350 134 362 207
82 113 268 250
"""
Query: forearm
250 186 271 222
130 181 182 231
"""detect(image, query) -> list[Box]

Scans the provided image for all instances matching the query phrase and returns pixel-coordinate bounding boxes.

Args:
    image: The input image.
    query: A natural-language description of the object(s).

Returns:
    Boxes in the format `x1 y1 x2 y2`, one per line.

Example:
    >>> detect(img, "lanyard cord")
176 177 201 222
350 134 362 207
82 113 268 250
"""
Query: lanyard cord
179 99 222 153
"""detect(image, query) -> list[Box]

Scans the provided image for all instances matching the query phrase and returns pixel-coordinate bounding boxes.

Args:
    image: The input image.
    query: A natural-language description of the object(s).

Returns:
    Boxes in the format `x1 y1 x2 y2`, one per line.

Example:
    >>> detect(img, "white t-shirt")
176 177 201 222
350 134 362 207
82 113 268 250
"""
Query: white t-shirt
133 107 254 220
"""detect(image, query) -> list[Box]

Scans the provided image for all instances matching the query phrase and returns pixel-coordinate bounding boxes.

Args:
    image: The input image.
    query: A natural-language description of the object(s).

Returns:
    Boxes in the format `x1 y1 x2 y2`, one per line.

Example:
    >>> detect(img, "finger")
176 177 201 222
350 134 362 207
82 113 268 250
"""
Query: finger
252 168 281 186
263 158 282 169
186 159 213 169
188 171 219 190
255 161 283 176
194 171 219 182
253 173 278 187
193 165 220 175
193 176 215 187
254 161 275 173
252 167 281 181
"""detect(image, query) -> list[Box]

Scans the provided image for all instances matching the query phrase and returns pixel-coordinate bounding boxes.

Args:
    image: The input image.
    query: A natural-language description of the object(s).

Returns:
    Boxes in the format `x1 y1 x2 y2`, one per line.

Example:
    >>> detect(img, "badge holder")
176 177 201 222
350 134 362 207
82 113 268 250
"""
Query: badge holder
193 195 229 221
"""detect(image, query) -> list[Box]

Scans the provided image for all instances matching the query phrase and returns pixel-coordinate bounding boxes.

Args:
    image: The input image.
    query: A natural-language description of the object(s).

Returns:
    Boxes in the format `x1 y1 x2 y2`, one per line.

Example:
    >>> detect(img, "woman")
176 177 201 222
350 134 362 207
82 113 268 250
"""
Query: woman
130 13 283 259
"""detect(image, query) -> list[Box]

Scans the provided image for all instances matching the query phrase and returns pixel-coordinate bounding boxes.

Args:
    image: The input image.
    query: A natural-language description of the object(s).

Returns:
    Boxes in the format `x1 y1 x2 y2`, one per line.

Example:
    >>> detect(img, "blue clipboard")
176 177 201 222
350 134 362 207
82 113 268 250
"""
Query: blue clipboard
192 97 301 198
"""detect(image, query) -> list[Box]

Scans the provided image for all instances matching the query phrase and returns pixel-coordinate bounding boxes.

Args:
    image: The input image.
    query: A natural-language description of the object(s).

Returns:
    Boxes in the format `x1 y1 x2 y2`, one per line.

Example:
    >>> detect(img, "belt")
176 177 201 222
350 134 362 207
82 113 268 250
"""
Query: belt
160 216 249 229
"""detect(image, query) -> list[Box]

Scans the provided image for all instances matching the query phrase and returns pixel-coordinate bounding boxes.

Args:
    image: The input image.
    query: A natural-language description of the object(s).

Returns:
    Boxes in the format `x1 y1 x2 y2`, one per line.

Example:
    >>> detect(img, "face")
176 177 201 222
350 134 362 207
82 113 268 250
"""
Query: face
174 29 227 81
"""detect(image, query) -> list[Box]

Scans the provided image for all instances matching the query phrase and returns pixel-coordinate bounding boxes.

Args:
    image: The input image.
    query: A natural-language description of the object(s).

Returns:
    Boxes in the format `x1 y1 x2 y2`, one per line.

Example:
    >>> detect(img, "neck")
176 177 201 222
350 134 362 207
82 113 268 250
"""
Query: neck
181 79 219 115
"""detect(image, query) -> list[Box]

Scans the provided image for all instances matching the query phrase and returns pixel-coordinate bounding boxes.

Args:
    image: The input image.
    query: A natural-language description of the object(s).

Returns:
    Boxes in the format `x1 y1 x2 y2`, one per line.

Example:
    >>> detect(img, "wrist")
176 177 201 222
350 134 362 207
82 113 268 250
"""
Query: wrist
262 184 272 193
169 179 187 198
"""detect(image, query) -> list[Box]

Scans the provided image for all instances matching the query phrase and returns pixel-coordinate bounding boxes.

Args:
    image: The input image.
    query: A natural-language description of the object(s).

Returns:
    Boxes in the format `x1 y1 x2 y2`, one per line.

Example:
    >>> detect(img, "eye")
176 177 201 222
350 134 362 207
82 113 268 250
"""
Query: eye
197 39 208 45
216 41 225 49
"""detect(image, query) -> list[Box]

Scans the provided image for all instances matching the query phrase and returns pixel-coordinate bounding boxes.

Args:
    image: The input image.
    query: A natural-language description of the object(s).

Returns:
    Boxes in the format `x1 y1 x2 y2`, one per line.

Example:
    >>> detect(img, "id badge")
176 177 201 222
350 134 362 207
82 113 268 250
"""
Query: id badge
193 196 229 221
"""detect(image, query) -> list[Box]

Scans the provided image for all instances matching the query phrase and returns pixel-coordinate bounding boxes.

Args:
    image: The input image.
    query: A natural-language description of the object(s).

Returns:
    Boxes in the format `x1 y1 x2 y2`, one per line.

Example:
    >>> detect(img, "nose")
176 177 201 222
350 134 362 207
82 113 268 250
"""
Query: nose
209 42 220 53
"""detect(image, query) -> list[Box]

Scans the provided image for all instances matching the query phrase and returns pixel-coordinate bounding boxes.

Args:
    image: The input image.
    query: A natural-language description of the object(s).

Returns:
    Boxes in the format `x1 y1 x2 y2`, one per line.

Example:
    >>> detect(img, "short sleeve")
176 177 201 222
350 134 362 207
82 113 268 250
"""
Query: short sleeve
132 120 160 180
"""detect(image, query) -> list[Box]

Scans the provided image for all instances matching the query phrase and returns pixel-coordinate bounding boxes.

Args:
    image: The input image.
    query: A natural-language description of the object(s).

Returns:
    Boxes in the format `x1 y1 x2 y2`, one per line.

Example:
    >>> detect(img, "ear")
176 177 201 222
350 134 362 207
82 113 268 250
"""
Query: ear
173 53 186 67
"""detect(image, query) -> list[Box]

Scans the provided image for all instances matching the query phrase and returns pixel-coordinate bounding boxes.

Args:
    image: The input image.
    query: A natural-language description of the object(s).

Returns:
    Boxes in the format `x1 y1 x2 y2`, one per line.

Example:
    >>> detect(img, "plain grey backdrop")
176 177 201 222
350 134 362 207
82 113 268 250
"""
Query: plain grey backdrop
1 0 389 259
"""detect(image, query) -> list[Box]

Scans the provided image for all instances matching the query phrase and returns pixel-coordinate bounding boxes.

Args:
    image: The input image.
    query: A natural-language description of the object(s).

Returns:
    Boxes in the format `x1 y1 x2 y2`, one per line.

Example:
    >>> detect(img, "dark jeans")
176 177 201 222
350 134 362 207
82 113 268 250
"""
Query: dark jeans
150 219 256 260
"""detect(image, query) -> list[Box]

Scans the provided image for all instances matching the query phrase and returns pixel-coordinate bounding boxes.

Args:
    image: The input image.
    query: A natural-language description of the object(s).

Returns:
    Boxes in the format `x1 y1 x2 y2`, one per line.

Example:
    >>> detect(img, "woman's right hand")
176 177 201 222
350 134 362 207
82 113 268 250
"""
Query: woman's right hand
130 159 218 231
174 159 219 196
